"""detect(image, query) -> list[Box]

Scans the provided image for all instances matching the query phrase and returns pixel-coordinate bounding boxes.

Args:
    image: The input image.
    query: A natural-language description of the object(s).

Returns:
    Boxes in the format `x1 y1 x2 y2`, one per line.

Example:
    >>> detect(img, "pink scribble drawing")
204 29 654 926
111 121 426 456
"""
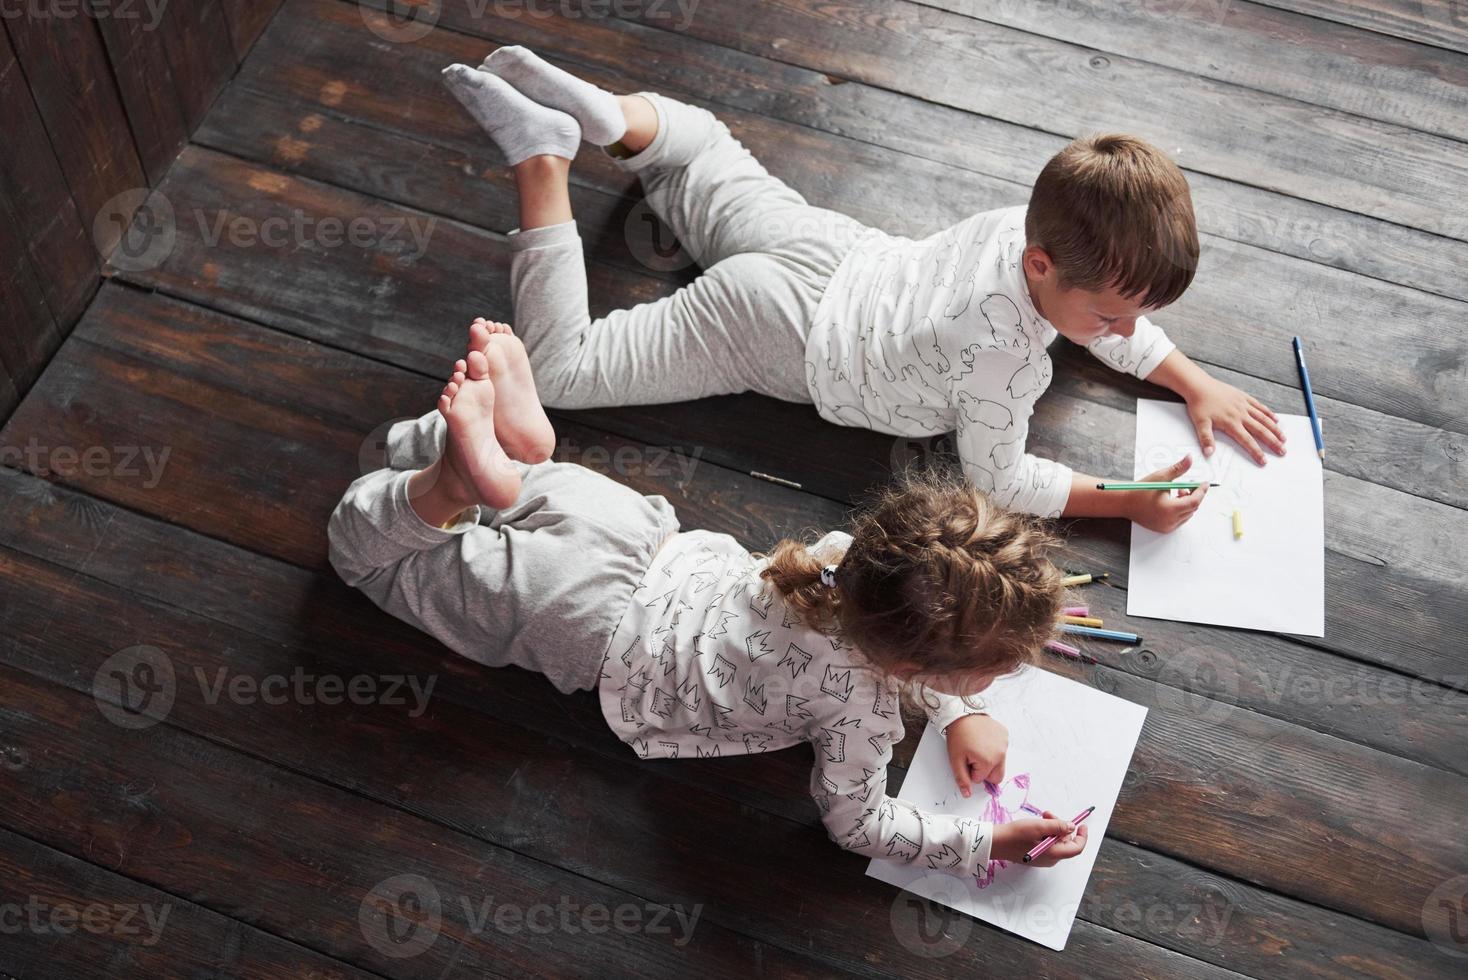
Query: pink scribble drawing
975 773 1044 888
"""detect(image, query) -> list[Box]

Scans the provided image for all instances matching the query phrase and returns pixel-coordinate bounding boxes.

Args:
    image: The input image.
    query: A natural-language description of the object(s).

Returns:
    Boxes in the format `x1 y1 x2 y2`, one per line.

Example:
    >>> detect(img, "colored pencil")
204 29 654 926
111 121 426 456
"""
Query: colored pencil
1062 624 1141 643
1095 481 1220 491
1043 640 1097 666
1062 606 1089 617
1023 805 1095 863
1232 509 1244 540
1292 336 1325 459
1062 615 1104 627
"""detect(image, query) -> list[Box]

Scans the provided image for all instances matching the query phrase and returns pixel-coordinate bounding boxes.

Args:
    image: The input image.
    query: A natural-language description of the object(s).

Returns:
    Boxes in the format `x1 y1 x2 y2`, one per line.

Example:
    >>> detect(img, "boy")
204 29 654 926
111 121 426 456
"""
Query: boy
442 49 1287 532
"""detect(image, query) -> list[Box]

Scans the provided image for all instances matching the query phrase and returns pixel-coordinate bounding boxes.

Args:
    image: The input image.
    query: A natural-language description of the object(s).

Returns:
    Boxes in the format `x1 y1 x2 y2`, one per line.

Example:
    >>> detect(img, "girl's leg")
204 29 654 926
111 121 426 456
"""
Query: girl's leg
328 329 677 696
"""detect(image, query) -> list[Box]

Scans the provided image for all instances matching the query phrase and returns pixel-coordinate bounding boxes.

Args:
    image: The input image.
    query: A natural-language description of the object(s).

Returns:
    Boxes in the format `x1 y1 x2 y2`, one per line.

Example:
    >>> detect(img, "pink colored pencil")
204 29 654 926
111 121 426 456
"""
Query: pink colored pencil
1063 606 1089 617
1043 640 1098 665
1023 805 1095 863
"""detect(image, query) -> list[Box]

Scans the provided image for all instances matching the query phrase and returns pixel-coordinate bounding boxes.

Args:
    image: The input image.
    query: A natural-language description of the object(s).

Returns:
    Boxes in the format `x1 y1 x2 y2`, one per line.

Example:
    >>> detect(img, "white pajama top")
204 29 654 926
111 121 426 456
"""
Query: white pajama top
802 205 1177 517
597 529 1001 882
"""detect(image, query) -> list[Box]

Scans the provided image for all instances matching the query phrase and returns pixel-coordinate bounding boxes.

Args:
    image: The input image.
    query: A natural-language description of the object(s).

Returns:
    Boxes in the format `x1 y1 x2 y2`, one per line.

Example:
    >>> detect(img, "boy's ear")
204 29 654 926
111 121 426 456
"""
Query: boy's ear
1021 244 1054 280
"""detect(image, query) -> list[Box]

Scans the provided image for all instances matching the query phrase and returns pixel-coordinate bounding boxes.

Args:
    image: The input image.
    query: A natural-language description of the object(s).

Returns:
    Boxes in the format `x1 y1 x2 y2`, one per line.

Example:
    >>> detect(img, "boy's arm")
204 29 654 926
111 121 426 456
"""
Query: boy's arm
1145 349 1287 466
1084 313 1176 380
950 352 1072 519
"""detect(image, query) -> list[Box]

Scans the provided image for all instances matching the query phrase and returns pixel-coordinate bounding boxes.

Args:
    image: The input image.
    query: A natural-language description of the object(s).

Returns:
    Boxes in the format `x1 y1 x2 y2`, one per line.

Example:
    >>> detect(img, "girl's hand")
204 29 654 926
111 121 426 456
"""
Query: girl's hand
945 714 1008 796
1184 376 1285 465
991 810 1089 866
1124 455 1209 533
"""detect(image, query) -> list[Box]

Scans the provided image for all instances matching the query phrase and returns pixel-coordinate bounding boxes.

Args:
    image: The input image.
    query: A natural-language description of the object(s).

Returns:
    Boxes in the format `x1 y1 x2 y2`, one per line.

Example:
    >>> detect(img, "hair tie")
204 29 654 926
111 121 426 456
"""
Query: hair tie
820 564 839 588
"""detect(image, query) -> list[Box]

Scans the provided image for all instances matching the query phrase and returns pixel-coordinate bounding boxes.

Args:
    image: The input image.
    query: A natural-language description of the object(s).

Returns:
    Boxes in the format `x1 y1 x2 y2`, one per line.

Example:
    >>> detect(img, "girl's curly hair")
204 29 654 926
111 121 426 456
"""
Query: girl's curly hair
757 468 1065 722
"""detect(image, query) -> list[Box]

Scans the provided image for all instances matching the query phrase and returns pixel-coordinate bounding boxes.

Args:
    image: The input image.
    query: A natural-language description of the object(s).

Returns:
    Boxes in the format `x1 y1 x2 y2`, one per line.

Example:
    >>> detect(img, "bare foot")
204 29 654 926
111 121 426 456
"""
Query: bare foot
467 320 556 464
438 350 522 510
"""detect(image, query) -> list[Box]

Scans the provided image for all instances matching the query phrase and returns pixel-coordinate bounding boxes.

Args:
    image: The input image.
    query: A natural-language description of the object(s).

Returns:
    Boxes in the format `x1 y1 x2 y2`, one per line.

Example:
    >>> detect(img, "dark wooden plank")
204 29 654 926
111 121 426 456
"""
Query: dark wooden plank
1255 0 1468 54
0 26 98 329
307 0 1468 309
0 661 857 980
444 0 1468 241
2 469 1456 974
911 0 1468 142
0 829 374 980
3 286 1465 946
203 29 1468 510
95 145 1464 688
93 0 192 186
0 193 60 406
295 0 1468 434
151 0 241 132
220 0 287 60
3 8 147 259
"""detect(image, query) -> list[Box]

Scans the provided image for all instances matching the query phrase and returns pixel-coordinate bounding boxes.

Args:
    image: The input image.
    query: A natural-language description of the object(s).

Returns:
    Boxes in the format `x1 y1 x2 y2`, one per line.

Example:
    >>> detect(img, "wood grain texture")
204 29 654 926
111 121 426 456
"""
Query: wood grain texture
0 413 1458 977
220 0 287 60
0 26 99 330
490 0 1468 241
1253 0 1468 54
92 1 192 185
3 285 1464 945
3 8 147 258
96 147 1465 689
912 0 1468 141
294 0 1468 431
0 829 373 980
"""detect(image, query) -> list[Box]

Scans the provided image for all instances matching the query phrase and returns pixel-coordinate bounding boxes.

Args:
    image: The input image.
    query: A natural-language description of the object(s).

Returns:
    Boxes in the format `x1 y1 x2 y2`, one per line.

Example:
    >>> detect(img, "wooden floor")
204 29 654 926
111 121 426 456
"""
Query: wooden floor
2 0 1466 975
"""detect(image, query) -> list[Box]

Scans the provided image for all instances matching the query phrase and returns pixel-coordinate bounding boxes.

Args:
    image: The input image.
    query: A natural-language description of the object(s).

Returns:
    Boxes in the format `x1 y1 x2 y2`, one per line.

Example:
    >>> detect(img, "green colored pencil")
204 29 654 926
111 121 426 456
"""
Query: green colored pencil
1095 481 1220 490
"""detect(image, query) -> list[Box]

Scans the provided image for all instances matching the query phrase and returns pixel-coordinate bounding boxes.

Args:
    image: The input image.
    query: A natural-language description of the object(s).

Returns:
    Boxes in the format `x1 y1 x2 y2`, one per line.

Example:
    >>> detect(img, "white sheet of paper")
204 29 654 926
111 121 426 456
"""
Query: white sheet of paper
865 666 1147 951
1126 398 1325 636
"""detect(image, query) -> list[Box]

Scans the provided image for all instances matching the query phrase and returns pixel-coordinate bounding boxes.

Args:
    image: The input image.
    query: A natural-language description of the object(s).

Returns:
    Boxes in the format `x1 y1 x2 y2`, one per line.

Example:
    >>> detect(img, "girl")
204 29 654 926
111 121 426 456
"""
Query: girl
327 318 1088 886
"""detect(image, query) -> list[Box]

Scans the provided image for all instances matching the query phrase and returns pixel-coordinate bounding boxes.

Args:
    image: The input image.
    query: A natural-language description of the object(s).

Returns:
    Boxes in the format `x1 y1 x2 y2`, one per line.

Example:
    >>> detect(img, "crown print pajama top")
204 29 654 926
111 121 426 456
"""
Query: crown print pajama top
597 528 1002 883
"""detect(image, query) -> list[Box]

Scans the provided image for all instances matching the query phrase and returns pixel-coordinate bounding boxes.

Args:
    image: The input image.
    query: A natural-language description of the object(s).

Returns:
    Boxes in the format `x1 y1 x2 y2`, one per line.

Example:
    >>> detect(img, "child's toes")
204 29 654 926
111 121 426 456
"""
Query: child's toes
466 348 491 380
468 321 492 353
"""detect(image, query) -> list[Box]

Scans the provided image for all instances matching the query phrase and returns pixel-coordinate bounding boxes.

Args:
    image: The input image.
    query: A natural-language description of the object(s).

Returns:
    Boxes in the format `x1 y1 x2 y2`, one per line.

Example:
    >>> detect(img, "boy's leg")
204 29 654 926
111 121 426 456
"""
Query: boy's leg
510 217 815 408
614 91 869 272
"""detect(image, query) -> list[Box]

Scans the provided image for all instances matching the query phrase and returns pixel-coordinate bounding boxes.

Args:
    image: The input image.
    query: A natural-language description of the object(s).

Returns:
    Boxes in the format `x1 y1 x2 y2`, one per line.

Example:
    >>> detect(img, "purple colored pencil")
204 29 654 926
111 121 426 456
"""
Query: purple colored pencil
1062 606 1089 618
1022 805 1095 863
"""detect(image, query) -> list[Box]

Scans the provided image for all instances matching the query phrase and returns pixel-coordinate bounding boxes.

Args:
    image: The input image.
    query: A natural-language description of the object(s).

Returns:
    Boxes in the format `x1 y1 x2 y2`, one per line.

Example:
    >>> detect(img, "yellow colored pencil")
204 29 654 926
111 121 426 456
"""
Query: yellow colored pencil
1062 615 1104 627
1232 510 1244 540
1061 574 1092 587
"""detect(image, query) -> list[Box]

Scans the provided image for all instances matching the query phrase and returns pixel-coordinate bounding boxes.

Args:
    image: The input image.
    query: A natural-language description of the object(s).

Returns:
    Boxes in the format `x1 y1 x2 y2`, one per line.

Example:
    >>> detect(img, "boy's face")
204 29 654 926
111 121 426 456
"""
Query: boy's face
1021 245 1160 345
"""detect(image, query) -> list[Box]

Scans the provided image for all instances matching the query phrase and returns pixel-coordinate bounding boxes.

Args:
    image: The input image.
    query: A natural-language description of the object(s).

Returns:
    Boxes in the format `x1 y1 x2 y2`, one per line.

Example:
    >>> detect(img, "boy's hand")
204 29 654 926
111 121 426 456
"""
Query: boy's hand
1184 376 1286 465
991 811 1089 866
1125 456 1209 533
945 714 1008 796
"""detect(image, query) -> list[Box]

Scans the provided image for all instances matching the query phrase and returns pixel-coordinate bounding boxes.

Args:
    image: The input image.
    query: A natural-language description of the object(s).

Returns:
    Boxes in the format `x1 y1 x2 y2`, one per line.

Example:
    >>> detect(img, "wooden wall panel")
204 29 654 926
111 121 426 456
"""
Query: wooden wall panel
3 11 146 259
221 0 287 61
0 0 284 419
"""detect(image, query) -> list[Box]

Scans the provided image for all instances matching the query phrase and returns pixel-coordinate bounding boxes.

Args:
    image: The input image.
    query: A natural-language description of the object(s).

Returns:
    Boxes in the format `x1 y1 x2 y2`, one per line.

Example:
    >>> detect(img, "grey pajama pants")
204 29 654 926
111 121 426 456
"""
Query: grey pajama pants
514 91 870 408
327 411 680 694
327 92 852 693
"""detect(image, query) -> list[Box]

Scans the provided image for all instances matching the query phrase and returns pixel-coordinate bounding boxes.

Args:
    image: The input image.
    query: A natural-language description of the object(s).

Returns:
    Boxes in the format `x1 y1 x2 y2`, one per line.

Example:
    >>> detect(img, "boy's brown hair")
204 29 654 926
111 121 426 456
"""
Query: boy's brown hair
1025 133 1200 309
758 468 1065 722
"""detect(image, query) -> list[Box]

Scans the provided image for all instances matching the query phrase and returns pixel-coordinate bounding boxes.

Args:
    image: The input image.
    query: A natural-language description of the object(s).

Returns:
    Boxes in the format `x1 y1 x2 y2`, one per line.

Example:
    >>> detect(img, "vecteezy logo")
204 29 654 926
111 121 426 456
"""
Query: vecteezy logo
93 645 177 730
360 874 443 959
888 873 974 958
623 196 696 272
1424 874 1468 958
96 189 177 274
362 0 442 43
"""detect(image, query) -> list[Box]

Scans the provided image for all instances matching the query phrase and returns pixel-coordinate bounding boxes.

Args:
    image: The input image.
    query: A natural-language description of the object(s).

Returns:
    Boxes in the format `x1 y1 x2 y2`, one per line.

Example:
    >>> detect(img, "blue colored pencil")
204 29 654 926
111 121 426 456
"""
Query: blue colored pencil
1292 336 1324 460
1061 624 1142 643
